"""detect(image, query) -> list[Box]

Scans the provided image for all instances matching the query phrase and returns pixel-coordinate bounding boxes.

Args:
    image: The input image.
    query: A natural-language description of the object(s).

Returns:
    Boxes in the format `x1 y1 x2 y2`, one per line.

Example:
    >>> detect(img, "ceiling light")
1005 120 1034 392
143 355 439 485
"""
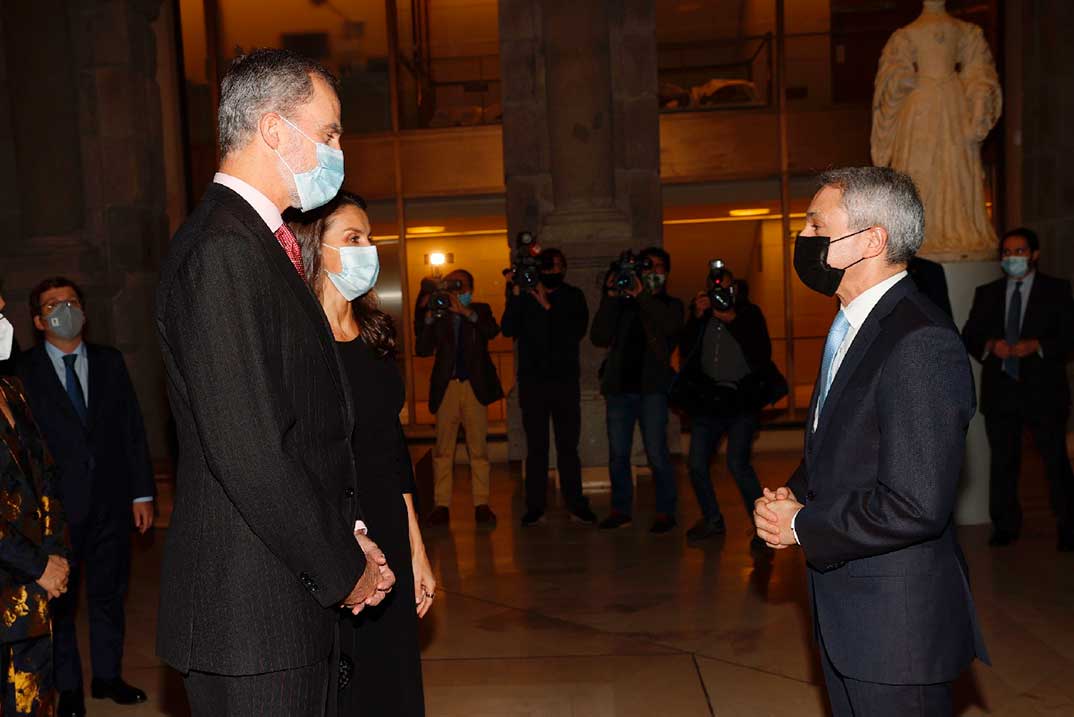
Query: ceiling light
426 252 451 266
728 208 771 217
409 225 446 235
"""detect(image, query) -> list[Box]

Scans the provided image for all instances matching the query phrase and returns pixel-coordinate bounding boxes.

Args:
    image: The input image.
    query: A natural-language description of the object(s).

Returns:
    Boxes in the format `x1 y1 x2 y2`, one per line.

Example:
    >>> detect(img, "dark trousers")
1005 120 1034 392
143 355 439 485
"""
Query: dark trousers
519 378 587 513
1 636 54 716
53 498 131 692
606 393 676 516
820 636 951 716
985 406 1074 540
184 659 331 717
687 411 761 523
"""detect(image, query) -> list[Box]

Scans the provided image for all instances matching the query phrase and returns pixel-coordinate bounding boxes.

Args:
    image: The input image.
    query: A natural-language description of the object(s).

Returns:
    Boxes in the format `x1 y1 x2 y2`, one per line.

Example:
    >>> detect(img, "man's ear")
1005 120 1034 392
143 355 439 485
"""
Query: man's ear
259 112 284 151
866 226 889 260
1032 249 1042 265
32 315 45 332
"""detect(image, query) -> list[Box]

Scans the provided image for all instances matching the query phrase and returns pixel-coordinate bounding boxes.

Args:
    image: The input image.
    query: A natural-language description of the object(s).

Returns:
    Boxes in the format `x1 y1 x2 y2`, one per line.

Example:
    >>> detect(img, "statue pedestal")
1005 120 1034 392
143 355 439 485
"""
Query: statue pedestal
941 260 1003 525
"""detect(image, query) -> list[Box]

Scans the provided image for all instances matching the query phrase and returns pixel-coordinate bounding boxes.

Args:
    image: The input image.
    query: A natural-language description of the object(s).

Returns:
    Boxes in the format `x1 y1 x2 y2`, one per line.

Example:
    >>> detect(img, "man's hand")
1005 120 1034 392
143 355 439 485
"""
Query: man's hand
624 275 643 298
447 293 473 318
693 292 711 318
36 554 69 599
132 502 154 534
529 283 551 310
342 533 396 615
991 339 1013 360
1011 339 1041 358
754 487 800 549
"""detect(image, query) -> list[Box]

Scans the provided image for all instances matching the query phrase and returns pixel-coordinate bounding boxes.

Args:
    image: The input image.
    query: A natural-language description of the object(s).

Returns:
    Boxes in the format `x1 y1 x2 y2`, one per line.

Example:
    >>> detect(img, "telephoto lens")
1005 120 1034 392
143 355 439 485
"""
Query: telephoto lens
707 260 736 312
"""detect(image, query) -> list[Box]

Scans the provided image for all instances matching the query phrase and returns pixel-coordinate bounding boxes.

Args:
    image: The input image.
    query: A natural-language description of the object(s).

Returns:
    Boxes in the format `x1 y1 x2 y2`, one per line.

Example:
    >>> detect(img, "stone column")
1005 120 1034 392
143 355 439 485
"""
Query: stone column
0 0 171 459
499 0 664 481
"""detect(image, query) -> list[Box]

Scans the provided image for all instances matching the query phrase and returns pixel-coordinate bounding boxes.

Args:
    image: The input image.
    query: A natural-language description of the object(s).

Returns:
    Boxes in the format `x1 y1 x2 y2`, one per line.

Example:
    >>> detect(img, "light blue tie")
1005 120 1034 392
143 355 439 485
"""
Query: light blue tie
817 310 851 415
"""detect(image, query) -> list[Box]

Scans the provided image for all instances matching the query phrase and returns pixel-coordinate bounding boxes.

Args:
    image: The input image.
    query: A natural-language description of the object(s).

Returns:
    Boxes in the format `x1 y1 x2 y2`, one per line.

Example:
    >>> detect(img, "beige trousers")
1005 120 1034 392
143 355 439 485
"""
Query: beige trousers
432 379 490 508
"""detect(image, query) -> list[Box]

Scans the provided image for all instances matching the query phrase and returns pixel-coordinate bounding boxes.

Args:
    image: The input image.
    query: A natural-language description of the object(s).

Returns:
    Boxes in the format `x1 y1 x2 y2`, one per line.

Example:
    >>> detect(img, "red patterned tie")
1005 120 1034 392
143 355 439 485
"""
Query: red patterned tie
274 224 306 279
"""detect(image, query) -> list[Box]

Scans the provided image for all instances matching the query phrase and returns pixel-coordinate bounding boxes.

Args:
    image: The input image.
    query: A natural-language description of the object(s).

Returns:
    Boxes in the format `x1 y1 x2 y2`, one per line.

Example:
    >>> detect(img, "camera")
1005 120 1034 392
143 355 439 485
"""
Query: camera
506 231 546 290
421 277 464 318
707 260 736 312
608 250 653 293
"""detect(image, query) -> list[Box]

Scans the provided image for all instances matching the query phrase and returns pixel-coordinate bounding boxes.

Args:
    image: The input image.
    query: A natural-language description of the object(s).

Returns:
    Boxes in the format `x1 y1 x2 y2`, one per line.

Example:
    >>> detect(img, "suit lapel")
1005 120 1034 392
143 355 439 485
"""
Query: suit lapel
1019 275 1044 338
211 185 354 426
85 344 105 429
29 346 83 428
811 277 914 456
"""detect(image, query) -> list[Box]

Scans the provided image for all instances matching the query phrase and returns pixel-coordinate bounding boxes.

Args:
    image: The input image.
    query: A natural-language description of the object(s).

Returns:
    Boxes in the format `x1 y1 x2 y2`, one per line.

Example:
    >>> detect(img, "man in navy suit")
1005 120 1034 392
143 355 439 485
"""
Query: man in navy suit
755 167 989 716
962 228 1074 550
17 277 155 716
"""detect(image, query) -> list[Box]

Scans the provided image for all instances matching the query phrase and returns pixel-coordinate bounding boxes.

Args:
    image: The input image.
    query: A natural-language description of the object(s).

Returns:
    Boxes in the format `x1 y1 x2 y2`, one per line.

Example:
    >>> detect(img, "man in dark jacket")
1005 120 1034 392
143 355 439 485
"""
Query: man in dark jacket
590 247 684 533
502 248 596 527
679 270 773 547
17 277 154 715
962 227 1074 551
416 269 503 527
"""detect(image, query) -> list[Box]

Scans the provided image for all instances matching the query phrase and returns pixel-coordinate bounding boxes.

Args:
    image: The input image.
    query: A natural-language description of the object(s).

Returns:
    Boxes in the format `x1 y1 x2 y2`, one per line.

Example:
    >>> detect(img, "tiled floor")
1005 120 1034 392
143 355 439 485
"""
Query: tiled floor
76 448 1074 716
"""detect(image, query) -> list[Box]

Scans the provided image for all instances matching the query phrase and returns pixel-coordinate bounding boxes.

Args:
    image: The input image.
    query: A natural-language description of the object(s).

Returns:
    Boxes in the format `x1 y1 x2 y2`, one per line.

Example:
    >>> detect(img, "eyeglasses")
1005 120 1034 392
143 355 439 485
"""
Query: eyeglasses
42 299 81 315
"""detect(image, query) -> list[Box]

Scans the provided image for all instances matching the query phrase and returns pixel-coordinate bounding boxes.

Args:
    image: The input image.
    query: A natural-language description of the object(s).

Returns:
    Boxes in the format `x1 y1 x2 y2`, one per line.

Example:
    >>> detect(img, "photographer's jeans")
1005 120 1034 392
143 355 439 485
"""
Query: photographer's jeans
606 393 676 517
687 411 762 523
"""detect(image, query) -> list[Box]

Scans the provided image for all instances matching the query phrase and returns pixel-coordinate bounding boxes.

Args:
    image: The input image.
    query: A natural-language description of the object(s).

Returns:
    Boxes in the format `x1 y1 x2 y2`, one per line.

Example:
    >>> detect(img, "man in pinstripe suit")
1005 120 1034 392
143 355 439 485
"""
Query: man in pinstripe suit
155 50 394 716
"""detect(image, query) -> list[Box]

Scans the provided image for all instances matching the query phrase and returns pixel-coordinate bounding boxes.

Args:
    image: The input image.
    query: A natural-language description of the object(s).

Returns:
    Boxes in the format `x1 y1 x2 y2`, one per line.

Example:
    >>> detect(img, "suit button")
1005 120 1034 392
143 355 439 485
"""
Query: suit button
345 487 355 498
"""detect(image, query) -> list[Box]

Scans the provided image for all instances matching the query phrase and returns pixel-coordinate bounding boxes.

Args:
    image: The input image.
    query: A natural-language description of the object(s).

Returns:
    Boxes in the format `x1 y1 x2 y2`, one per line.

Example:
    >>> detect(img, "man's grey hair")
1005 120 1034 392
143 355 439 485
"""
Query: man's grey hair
818 166 925 265
217 49 337 158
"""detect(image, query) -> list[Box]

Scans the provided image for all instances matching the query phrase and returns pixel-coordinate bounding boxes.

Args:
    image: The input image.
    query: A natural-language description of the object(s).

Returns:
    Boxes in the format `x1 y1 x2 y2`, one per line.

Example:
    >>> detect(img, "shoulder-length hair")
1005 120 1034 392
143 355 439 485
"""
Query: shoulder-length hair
288 191 397 359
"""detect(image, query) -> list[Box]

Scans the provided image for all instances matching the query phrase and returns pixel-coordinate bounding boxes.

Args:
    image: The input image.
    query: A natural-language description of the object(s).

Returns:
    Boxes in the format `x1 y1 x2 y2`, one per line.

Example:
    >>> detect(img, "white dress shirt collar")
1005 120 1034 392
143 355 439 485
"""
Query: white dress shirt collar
841 270 910 330
213 172 284 233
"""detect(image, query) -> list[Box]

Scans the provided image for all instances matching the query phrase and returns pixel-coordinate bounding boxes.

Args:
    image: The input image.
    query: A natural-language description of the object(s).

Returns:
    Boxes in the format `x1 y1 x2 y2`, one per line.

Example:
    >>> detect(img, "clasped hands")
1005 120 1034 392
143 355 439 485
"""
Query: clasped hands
988 338 1040 360
36 554 70 599
341 532 396 615
753 487 803 550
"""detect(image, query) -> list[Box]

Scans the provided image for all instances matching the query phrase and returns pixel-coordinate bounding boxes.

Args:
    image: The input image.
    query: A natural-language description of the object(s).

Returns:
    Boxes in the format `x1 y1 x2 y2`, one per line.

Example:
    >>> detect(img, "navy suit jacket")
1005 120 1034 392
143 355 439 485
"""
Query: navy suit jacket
787 276 989 685
17 342 155 525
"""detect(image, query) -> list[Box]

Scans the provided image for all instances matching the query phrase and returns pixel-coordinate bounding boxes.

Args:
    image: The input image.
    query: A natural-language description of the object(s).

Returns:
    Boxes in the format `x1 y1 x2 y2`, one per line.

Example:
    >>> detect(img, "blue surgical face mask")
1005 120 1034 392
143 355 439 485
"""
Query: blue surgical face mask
458 292 473 307
276 117 345 211
1001 256 1030 278
322 243 379 300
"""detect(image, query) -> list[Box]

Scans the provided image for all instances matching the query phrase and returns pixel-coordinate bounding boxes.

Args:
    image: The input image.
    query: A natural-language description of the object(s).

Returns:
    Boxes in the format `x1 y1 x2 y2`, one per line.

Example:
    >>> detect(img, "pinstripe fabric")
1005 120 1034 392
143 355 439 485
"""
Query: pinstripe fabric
185 659 330 717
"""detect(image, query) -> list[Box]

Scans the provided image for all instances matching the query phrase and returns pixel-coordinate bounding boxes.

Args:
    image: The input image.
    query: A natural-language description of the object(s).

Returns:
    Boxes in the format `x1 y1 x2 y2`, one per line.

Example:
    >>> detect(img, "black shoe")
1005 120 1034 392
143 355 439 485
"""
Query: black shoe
425 506 450 526
650 514 677 534
569 505 598 525
598 511 632 530
521 509 546 527
57 689 86 717
988 530 1018 547
90 677 147 705
686 517 726 542
475 504 497 527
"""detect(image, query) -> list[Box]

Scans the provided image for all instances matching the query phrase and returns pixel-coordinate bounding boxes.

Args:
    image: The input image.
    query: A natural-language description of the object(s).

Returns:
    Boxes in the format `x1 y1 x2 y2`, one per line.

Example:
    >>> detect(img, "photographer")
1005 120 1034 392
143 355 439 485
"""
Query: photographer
677 264 772 547
415 269 503 528
590 247 684 533
501 249 596 527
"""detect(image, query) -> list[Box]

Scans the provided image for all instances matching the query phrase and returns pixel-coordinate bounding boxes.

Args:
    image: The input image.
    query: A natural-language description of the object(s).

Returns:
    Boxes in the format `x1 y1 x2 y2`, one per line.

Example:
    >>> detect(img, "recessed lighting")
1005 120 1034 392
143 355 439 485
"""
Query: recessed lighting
426 252 453 266
409 226 446 235
728 208 771 217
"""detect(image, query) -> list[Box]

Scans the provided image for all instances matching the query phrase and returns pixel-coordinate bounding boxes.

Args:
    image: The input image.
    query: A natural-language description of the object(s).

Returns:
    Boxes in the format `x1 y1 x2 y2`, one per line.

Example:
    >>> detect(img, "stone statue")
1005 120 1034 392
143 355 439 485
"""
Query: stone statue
871 0 1002 260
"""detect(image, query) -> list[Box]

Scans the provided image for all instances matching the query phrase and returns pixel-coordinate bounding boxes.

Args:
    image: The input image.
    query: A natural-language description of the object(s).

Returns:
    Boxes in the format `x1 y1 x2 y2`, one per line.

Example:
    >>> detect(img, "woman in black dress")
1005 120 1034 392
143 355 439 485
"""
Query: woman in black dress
290 192 433 716
0 290 71 716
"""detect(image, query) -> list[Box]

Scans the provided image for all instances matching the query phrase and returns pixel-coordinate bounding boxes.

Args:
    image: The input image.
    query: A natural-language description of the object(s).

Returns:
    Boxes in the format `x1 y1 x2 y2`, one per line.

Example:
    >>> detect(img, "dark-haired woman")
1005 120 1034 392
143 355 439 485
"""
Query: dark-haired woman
0 291 71 716
290 193 430 715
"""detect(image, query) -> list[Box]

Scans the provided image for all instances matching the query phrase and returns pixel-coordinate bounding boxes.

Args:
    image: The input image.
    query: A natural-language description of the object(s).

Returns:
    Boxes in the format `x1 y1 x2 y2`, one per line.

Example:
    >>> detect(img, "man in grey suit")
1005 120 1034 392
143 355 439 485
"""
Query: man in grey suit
156 50 394 716
755 167 989 715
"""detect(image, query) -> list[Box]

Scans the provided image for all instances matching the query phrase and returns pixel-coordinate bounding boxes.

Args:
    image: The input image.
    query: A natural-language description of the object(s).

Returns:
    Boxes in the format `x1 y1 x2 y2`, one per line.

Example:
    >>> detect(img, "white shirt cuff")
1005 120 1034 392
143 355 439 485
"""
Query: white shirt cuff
133 497 153 504
791 508 803 546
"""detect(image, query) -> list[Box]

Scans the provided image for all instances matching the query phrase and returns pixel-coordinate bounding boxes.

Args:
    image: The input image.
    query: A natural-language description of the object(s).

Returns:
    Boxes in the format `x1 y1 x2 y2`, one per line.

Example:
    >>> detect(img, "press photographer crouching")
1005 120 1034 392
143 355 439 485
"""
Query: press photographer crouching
674 261 784 549
501 244 595 527
415 269 503 528
591 247 685 533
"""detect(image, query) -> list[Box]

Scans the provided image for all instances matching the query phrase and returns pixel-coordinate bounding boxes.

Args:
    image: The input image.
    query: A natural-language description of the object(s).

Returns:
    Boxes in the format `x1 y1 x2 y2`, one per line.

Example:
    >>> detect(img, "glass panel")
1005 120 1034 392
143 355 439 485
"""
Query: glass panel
401 197 508 424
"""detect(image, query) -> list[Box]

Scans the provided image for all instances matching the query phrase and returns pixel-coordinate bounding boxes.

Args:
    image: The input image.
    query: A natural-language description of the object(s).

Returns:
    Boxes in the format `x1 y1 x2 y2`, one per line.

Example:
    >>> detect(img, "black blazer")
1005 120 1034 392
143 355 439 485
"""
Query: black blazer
787 277 988 685
0 376 68 644
907 256 953 318
962 272 1074 418
17 343 155 525
414 303 503 414
155 183 365 675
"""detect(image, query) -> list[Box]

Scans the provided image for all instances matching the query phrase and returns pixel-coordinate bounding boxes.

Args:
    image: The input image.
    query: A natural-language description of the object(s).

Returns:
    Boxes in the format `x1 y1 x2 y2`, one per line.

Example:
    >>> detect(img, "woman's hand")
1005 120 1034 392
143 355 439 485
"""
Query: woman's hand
412 547 436 619
37 554 69 599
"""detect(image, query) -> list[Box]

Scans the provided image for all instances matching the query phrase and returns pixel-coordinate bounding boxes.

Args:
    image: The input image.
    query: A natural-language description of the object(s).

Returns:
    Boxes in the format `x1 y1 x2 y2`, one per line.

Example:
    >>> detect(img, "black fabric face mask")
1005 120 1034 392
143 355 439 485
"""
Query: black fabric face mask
793 227 871 297
539 272 565 289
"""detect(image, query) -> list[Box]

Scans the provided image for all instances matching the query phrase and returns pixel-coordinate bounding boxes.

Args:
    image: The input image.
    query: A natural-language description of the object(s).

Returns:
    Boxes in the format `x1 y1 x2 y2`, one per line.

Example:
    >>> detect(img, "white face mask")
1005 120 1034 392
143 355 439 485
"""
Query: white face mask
0 315 13 362
322 244 380 301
